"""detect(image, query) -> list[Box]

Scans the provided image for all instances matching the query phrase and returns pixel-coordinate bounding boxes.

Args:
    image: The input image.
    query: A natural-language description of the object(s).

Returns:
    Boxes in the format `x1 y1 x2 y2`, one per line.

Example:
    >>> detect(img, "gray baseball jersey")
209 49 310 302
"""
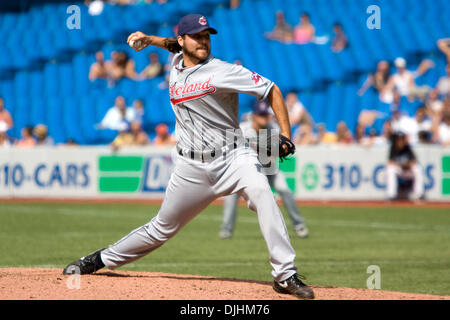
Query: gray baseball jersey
100 52 299 282
169 53 274 152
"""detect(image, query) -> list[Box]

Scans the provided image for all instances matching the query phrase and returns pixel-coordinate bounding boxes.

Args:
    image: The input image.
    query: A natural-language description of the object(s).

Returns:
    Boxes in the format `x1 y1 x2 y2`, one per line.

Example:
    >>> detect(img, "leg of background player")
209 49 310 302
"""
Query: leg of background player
268 173 308 238
101 156 217 269
386 163 401 200
219 193 239 239
411 163 425 200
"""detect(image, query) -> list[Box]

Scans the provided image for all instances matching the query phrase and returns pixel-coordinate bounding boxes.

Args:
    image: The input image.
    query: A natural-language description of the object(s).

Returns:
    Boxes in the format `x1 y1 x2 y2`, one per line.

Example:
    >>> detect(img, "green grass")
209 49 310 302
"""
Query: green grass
0 202 449 295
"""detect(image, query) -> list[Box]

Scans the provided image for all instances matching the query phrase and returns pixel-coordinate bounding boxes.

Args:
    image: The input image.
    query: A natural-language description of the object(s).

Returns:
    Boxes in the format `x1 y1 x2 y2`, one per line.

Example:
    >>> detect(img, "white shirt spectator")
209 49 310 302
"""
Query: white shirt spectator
100 106 136 130
392 70 415 96
438 122 450 145
436 76 450 96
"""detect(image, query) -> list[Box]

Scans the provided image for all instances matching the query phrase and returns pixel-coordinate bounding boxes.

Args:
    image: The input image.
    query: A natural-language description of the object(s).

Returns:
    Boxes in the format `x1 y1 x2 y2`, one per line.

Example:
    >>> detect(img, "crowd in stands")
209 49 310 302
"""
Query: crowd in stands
265 11 348 52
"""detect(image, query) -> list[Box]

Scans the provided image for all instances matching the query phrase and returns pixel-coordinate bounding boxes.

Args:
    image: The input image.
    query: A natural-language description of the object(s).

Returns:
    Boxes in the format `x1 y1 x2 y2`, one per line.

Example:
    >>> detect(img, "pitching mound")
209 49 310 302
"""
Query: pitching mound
0 268 448 300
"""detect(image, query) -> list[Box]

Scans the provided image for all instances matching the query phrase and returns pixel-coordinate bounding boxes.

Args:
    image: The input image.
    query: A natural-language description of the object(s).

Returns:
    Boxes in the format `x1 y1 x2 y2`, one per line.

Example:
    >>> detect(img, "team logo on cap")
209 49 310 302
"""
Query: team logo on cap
199 16 207 25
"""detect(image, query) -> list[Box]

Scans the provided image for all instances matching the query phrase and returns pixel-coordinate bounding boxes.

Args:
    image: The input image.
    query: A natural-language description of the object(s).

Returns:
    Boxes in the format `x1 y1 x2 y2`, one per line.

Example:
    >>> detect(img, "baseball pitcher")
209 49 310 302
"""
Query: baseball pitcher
63 14 314 299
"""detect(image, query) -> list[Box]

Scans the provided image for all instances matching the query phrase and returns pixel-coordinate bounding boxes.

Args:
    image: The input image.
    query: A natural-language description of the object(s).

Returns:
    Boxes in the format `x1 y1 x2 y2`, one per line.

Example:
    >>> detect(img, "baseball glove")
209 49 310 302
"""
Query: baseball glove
279 135 296 161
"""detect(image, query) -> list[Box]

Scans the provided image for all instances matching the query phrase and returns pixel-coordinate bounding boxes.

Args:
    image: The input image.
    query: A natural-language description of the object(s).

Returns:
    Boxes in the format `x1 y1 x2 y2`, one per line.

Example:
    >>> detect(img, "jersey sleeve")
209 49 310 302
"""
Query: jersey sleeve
218 63 274 100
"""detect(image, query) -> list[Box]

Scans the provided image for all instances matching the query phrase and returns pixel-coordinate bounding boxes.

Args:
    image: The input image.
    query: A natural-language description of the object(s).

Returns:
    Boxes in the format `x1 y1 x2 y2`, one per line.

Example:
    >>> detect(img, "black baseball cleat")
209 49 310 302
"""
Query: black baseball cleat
273 274 315 299
62 248 106 275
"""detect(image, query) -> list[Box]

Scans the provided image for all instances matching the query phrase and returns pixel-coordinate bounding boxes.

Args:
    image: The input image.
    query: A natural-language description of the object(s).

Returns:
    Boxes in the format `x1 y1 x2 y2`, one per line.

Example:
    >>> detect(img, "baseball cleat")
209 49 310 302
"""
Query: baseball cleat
219 230 233 239
295 224 309 238
273 274 315 299
62 248 106 275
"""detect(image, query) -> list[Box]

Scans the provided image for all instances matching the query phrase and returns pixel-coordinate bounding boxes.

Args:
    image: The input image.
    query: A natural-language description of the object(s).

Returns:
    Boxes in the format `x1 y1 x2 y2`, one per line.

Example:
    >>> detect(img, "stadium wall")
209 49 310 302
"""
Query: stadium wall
0 146 449 201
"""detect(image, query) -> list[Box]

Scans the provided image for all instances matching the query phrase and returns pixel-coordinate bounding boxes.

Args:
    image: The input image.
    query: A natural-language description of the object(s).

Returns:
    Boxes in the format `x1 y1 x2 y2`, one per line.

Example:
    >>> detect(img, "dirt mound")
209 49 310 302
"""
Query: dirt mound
0 268 448 300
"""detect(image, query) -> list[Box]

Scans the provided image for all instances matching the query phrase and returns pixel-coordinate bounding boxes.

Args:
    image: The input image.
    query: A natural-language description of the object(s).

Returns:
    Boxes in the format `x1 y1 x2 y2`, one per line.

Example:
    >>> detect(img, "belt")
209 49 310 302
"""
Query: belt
176 142 239 163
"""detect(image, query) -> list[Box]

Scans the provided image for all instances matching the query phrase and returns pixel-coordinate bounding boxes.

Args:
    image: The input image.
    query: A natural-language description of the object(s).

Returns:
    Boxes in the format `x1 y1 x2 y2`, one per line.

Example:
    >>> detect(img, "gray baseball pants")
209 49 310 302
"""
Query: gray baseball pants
100 147 298 282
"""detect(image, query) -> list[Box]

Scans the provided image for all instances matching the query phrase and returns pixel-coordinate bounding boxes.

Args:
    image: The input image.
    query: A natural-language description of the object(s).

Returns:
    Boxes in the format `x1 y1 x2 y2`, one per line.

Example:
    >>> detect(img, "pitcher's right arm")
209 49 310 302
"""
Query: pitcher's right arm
127 32 181 53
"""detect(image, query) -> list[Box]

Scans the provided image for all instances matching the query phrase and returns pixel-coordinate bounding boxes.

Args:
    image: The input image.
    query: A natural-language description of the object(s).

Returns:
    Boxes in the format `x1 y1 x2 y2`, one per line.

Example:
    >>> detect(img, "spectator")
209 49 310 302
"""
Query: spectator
383 57 434 102
360 128 386 147
0 97 13 130
433 101 450 146
153 123 176 146
354 124 366 144
316 123 337 144
140 53 164 79
426 89 443 115
436 64 450 97
293 123 317 145
0 121 12 148
99 96 136 130
85 0 104 16
230 0 240 9
65 138 78 146
386 132 424 201
111 121 149 150
132 99 145 124
409 106 433 145
265 11 293 43
437 38 450 64
358 60 391 102
107 51 138 81
336 121 353 144
34 124 54 146
15 126 36 148
293 13 315 44
285 92 313 126
89 51 109 81
331 23 348 53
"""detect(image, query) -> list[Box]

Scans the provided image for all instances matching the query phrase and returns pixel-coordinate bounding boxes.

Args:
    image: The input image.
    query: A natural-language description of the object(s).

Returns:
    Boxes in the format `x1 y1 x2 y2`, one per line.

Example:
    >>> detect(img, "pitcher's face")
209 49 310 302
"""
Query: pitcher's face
179 30 211 63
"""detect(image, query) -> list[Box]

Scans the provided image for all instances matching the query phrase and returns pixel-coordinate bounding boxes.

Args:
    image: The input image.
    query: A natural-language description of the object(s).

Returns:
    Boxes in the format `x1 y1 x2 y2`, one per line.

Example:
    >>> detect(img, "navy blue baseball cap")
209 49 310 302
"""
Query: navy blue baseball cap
177 14 218 36
253 100 271 116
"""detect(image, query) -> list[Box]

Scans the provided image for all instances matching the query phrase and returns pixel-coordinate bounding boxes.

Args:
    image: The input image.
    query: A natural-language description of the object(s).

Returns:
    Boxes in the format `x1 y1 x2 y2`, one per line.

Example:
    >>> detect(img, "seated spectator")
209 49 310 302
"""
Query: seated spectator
331 23 348 53
230 0 240 9
34 124 54 146
437 38 450 64
285 92 313 126
89 51 109 81
111 121 149 150
408 106 433 145
336 121 353 144
436 64 450 97
15 126 36 148
433 100 450 146
358 60 391 101
386 132 424 201
65 138 78 146
140 53 164 79
354 124 366 144
132 99 145 124
99 96 136 130
107 51 138 81
0 97 13 130
383 57 434 103
0 121 12 148
293 123 317 145
316 123 337 144
426 89 443 115
153 123 176 146
293 13 315 44
265 11 293 43
360 128 387 147
391 106 414 141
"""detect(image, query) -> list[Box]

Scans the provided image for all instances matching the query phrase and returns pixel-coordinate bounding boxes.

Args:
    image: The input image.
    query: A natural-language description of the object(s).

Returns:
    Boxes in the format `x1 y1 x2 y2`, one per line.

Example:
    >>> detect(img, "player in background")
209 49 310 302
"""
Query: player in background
220 100 309 239
63 14 314 300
